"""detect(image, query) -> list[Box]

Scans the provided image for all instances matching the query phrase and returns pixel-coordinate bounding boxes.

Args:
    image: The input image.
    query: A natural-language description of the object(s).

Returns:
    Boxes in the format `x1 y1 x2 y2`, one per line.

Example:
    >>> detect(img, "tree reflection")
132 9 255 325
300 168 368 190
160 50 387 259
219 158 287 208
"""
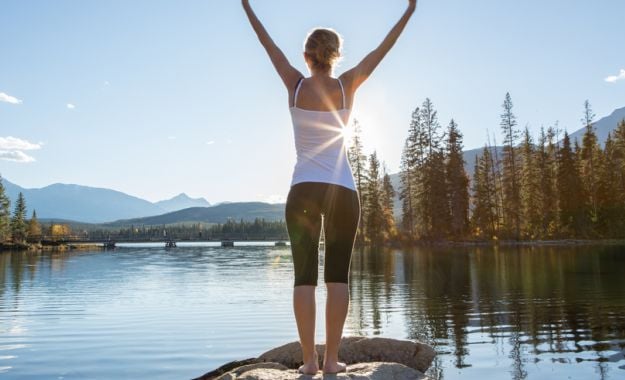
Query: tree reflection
347 245 625 379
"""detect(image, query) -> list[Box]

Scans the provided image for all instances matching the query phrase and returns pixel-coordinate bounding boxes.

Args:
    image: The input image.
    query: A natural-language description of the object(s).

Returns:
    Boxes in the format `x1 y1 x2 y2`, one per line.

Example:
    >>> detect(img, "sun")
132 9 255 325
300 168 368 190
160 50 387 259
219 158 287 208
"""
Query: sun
341 122 355 147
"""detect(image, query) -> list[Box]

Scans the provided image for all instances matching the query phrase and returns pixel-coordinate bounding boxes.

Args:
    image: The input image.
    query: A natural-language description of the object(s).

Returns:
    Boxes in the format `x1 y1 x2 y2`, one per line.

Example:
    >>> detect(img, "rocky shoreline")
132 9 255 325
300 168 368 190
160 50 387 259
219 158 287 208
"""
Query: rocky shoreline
194 336 436 380
0 242 103 252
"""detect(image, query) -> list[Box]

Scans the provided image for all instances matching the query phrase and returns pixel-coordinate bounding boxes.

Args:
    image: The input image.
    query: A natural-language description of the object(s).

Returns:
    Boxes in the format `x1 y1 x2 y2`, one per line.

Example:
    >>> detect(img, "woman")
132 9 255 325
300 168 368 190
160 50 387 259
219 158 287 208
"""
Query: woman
242 0 417 375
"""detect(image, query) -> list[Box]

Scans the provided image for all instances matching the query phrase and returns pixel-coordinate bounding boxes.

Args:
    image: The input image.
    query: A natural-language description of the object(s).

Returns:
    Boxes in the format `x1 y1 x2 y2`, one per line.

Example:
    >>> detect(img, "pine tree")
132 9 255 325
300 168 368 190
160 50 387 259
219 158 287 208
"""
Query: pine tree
557 132 588 237
579 100 601 233
347 119 368 245
399 107 427 239
611 119 625 237
421 98 443 156
519 126 541 239
424 149 450 240
11 192 28 243
471 147 498 238
399 140 416 237
596 134 625 237
613 119 625 195
28 209 42 238
445 119 469 239
0 174 11 242
489 133 505 231
365 151 384 244
536 126 558 237
500 93 521 239
380 164 397 242
418 99 449 239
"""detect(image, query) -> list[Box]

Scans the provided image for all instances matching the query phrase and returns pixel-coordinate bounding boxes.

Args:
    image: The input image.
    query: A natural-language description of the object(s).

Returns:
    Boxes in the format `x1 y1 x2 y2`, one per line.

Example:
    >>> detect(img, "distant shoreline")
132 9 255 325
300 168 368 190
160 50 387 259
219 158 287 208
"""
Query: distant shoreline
391 239 625 248
0 242 103 252
2 239 625 253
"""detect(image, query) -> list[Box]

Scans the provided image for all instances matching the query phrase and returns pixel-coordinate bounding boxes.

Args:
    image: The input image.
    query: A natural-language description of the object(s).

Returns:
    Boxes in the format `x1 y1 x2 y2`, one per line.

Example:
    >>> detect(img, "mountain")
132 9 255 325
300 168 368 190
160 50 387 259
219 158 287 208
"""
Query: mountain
2 179 167 223
155 193 210 213
568 106 625 146
106 202 285 226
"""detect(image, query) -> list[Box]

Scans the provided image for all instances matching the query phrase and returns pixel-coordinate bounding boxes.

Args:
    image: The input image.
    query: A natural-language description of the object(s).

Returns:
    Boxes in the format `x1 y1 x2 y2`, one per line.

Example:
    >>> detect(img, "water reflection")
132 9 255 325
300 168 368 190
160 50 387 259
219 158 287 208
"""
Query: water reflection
347 245 625 379
1 245 624 379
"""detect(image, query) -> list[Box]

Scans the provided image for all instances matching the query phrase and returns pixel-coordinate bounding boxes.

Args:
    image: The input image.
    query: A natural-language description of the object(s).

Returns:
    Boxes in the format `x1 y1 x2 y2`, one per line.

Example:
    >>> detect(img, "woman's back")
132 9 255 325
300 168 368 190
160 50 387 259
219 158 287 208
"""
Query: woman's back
289 76 350 112
289 76 355 191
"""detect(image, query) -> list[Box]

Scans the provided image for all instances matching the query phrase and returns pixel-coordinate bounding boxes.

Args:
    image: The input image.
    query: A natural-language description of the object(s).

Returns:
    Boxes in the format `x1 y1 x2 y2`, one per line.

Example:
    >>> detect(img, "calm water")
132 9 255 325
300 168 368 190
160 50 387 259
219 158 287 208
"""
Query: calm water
1 243 624 380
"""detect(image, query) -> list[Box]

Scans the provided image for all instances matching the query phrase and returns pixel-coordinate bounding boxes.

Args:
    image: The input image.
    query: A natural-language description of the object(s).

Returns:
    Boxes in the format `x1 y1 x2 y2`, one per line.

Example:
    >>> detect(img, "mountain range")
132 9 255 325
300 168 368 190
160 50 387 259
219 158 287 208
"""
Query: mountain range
3 107 623 226
2 179 210 224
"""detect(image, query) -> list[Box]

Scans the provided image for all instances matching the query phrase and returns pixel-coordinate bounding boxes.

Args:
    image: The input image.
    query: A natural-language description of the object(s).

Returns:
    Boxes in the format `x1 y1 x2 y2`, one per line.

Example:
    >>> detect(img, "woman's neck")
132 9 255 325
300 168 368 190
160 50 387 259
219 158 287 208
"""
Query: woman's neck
310 68 333 78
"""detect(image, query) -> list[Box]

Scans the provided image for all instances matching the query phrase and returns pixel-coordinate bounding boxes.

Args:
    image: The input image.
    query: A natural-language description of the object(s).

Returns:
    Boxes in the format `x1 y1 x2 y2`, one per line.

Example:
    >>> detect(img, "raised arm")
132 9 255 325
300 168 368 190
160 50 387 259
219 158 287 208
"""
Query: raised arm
340 0 417 93
242 0 302 89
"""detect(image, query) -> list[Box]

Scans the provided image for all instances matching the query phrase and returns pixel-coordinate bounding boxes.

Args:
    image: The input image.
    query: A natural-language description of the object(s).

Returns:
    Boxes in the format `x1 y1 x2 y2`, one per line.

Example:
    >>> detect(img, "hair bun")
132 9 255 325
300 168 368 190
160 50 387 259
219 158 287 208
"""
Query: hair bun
305 28 343 71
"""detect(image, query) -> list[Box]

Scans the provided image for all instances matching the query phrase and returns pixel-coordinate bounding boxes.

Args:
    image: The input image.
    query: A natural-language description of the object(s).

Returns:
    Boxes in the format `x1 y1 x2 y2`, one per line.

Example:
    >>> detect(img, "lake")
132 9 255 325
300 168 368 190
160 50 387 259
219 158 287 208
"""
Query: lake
1 243 624 379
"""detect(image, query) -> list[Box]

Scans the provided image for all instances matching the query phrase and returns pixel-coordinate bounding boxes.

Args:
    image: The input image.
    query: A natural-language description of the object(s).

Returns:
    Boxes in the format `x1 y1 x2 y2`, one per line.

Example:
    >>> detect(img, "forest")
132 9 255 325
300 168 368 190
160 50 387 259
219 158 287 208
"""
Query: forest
348 94 625 244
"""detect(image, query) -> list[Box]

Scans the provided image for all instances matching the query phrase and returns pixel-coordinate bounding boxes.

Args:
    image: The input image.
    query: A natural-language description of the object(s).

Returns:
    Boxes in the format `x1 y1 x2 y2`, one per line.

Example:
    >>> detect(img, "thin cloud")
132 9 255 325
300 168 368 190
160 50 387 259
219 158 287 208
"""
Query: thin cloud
66 103 76 109
0 136 42 151
0 150 36 163
0 92 22 105
0 136 42 163
167 136 176 140
0 150 35 163
605 69 625 83
206 140 215 145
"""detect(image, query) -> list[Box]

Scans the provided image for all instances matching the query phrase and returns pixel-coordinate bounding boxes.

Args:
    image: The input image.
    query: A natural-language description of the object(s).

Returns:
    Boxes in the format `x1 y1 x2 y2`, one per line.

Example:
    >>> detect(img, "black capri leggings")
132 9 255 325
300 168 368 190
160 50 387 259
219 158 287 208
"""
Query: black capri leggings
285 181 361 287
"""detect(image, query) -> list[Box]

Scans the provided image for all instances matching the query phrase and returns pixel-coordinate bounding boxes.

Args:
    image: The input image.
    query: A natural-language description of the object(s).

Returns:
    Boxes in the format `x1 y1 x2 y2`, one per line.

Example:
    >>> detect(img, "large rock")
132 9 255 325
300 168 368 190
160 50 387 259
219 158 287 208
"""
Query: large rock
215 361 427 380
194 336 436 380
258 336 435 374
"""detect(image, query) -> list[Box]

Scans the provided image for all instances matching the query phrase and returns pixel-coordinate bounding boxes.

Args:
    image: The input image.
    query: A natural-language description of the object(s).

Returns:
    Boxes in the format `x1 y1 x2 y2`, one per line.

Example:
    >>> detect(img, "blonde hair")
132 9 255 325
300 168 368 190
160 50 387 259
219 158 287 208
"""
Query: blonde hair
304 28 343 71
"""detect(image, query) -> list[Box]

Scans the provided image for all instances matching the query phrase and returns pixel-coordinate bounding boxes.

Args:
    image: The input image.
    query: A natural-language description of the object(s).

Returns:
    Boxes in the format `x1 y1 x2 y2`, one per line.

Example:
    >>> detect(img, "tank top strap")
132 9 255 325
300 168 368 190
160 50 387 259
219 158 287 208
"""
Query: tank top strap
293 77 305 108
337 78 346 109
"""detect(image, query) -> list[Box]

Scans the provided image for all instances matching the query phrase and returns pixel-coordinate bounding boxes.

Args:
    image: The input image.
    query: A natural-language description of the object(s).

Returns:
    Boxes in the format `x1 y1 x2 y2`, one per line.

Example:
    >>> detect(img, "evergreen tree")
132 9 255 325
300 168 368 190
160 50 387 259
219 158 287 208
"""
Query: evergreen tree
536 126 558 237
365 151 384 244
0 174 11 242
380 164 397 242
471 147 498 238
556 132 588 237
399 106 427 239
596 134 625 237
500 92 521 239
421 98 443 155
489 133 505 231
423 149 450 240
11 192 28 243
28 209 42 238
611 119 625 237
418 99 449 239
445 119 469 239
579 100 601 232
519 126 541 239
347 119 368 245
613 119 625 195
399 140 416 237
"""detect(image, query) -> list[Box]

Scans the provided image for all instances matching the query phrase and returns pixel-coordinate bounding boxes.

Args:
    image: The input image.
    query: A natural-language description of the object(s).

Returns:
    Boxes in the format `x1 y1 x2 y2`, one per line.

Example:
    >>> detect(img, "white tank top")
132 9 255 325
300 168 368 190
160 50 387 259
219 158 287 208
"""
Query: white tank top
289 77 357 192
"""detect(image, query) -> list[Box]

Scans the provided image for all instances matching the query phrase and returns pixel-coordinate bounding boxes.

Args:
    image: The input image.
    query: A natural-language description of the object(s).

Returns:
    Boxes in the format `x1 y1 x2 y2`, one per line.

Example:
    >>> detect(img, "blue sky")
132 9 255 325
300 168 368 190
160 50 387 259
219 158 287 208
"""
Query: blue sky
1 0 624 204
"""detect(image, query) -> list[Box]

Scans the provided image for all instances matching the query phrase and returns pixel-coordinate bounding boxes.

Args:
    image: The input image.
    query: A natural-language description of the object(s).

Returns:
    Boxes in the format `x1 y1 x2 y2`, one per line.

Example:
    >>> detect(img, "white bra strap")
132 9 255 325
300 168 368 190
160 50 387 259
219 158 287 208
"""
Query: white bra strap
337 78 346 109
293 77 304 107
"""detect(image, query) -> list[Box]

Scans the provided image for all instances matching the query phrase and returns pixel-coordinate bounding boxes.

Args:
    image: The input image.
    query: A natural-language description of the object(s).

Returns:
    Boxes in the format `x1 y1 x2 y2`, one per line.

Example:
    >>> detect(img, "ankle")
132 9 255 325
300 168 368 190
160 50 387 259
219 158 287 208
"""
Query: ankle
303 349 318 364
323 355 338 364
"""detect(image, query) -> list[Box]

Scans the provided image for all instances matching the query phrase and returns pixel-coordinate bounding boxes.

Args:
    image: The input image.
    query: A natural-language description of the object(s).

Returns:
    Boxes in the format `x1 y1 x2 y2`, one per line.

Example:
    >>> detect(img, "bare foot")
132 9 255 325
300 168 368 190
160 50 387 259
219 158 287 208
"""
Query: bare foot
322 361 347 374
298 351 320 376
